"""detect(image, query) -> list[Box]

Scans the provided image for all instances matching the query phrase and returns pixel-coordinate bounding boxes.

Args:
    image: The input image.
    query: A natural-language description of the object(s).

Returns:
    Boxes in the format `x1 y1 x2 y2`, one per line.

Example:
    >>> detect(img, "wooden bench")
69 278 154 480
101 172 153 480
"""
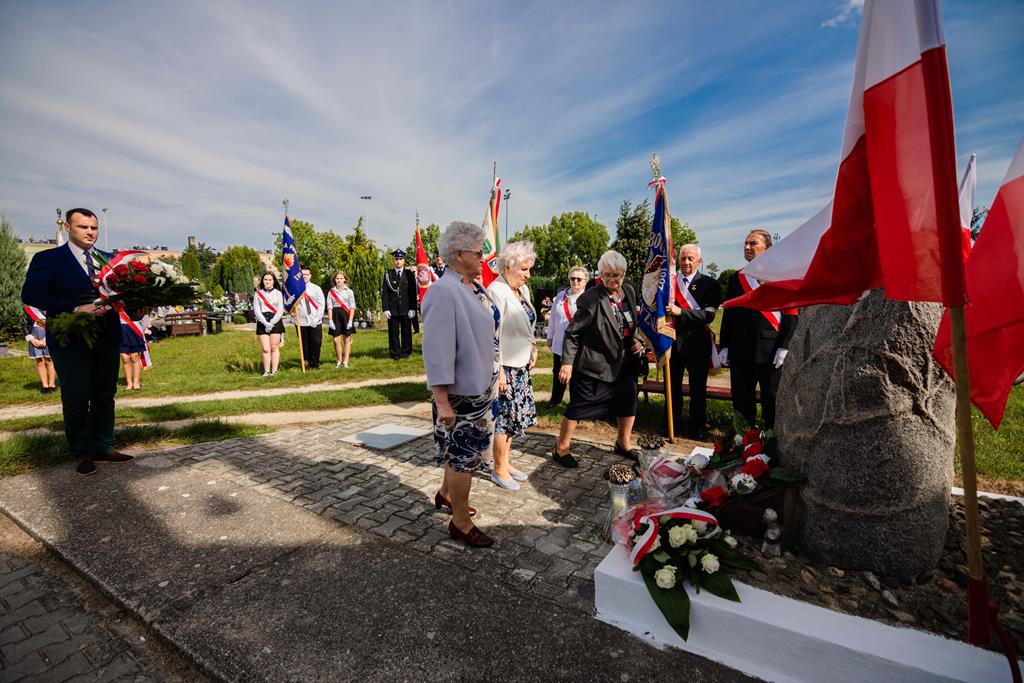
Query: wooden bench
164 311 206 337
637 352 756 403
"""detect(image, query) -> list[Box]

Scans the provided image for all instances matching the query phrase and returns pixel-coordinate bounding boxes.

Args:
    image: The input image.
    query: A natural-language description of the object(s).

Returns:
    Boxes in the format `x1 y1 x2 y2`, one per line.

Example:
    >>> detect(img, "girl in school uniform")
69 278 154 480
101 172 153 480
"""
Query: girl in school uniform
23 306 56 394
253 271 285 376
119 309 151 390
326 270 357 368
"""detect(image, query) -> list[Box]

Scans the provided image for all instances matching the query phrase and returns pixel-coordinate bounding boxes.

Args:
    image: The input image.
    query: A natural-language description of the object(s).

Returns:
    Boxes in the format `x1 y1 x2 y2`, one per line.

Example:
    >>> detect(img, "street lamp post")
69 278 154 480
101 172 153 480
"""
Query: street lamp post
503 188 511 243
101 208 110 251
360 195 372 231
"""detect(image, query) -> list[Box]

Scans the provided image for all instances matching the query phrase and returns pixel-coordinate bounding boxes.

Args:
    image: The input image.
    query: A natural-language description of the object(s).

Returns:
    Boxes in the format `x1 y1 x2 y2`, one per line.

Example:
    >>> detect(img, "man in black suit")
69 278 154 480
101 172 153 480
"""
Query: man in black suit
718 230 798 429
21 208 134 476
667 244 721 440
430 253 446 281
381 249 417 359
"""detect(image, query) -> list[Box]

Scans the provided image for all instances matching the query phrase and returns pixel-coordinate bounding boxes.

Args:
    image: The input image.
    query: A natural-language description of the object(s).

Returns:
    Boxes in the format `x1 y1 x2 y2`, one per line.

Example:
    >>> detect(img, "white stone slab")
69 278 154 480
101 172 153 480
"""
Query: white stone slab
952 487 1024 506
340 423 431 450
595 544 1020 683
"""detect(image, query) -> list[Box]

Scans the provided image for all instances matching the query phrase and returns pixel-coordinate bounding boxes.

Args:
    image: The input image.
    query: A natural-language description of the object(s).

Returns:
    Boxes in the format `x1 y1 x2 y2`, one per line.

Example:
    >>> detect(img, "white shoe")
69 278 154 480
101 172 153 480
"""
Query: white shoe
490 470 520 491
270 370 278 376
342 361 349 368
336 361 342 368
509 469 528 482
262 371 271 377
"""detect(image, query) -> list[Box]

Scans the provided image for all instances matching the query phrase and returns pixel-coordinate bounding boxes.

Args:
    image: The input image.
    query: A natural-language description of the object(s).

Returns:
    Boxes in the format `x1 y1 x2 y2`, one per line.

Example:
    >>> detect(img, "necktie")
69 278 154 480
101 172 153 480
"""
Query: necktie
682 277 689 288
84 251 97 277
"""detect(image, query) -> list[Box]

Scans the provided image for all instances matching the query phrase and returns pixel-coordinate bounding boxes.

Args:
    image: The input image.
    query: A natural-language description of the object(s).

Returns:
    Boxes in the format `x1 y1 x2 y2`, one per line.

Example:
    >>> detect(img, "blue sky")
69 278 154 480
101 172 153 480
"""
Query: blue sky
1 0 1021 270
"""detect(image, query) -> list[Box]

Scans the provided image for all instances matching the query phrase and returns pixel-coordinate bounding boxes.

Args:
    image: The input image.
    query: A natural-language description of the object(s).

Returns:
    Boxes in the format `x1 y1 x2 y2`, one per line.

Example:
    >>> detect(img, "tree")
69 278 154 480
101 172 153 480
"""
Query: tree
207 246 263 295
181 250 201 282
705 261 720 279
339 219 385 315
970 205 989 241
276 218 348 291
512 212 609 283
0 215 27 338
181 241 218 280
718 268 738 303
405 223 441 262
610 198 653 285
670 216 698 250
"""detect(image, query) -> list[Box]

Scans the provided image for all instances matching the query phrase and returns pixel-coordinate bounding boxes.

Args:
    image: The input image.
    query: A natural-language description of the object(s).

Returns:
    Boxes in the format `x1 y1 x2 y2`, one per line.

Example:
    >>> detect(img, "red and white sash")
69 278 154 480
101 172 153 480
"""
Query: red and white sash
302 291 319 312
675 274 721 368
629 506 719 567
329 288 351 315
118 309 152 367
561 293 575 322
739 274 781 331
256 290 278 315
24 306 46 328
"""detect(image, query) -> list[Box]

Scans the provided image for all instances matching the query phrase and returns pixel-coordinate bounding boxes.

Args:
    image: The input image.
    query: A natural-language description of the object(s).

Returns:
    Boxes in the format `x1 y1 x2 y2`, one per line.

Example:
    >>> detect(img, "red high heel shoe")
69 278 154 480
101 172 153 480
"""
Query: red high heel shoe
434 492 476 517
448 521 494 548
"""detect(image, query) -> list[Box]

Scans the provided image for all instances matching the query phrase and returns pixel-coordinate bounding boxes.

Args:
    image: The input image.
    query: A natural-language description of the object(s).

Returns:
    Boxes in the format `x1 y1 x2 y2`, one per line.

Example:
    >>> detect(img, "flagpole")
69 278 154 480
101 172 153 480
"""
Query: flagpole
664 358 675 443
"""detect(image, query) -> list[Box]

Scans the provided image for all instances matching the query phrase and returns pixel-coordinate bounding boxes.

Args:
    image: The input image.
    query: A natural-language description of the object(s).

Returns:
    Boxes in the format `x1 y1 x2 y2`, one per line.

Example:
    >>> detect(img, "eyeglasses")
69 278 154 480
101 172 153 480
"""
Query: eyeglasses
600 272 625 280
569 277 585 282
459 250 484 258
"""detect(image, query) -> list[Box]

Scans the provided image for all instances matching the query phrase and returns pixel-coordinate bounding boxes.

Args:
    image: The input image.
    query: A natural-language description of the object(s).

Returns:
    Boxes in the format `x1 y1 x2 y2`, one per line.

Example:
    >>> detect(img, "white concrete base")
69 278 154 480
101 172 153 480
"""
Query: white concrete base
339 423 430 450
595 544 1020 683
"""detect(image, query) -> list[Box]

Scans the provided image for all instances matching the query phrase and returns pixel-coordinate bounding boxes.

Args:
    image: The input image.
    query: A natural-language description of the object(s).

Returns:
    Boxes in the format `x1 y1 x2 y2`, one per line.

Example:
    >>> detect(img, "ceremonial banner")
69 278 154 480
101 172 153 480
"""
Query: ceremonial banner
481 177 501 287
934 140 1024 429
281 216 306 312
724 0 966 311
637 174 675 365
415 224 431 303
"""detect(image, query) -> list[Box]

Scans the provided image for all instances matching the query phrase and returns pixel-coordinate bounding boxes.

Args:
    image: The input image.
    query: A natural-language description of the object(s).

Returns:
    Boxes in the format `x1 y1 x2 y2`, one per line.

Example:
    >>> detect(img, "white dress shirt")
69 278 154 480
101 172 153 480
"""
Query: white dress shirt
67 241 100 276
546 289 580 357
297 283 325 327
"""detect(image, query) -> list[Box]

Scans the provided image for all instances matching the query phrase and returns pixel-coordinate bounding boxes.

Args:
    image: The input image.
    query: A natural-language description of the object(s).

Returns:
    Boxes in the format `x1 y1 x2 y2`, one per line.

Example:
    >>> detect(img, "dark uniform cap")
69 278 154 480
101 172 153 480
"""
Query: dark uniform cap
392 249 407 259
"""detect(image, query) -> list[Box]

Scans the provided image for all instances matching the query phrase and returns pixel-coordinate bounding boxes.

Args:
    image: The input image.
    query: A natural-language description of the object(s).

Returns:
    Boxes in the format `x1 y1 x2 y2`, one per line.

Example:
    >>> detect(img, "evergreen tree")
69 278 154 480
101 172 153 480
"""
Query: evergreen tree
610 198 653 285
340 219 385 315
181 250 201 282
0 215 28 338
717 268 738 302
181 241 218 279
208 246 263 295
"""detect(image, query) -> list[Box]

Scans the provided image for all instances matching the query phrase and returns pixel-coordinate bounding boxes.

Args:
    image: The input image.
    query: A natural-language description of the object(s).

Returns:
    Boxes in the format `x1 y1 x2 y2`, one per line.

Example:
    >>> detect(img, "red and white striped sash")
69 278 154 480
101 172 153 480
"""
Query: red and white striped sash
329 289 351 315
302 292 319 312
561 294 574 322
256 290 278 315
118 310 152 367
24 306 46 328
739 274 781 331
675 274 721 368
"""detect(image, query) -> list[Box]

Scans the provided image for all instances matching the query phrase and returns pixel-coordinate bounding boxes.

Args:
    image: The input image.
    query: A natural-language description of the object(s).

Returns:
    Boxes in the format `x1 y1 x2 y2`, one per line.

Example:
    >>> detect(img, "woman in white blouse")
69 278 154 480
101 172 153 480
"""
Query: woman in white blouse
253 271 285 376
546 266 589 408
327 270 357 368
486 241 538 492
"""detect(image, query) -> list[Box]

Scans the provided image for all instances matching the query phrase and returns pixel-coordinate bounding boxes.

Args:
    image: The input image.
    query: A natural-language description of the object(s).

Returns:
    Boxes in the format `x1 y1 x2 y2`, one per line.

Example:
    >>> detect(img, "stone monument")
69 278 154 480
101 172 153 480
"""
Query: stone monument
775 290 955 579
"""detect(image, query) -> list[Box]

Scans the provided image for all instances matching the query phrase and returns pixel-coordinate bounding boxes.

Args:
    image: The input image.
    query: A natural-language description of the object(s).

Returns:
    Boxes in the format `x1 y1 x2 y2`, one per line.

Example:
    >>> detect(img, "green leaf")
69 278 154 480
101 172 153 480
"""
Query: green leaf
652 550 670 563
701 571 741 602
640 569 691 641
687 553 697 568
710 543 762 572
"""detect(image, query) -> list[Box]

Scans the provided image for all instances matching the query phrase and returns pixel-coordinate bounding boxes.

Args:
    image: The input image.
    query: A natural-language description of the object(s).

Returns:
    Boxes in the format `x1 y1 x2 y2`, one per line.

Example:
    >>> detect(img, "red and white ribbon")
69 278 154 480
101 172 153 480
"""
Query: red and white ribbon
302 291 319 312
629 506 719 567
561 294 574 322
24 306 46 328
118 309 152 367
94 250 147 301
329 288 351 315
739 274 781 331
256 290 278 315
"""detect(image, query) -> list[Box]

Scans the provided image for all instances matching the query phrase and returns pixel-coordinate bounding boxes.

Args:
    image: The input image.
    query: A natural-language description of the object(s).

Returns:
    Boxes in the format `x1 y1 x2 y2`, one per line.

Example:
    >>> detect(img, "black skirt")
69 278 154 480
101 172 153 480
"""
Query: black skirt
256 320 286 335
563 366 637 420
329 308 355 337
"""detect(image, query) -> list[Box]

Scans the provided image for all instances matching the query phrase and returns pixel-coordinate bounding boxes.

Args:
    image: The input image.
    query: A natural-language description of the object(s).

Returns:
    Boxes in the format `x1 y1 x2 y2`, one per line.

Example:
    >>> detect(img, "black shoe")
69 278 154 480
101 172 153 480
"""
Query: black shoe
76 458 97 476
94 451 134 463
613 442 640 462
552 448 578 468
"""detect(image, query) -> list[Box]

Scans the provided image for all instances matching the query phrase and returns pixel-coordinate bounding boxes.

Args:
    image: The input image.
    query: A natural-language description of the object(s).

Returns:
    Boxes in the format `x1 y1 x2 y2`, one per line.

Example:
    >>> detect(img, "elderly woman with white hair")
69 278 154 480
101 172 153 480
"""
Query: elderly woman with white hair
421 221 501 548
552 249 646 468
546 265 589 407
486 240 539 491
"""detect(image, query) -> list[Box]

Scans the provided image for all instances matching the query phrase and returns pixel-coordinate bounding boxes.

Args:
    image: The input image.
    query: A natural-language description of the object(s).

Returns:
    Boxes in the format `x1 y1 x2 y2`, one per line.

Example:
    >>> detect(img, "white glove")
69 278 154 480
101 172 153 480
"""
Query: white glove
263 323 272 333
328 320 335 331
407 309 415 318
718 348 729 367
384 311 391 320
773 348 788 369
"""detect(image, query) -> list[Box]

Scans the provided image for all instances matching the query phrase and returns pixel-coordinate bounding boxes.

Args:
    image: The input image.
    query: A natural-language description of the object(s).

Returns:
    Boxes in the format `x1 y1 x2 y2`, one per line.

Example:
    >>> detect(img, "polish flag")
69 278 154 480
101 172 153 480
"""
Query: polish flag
933 140 1024 429
724 0 966 311
481 177 501 287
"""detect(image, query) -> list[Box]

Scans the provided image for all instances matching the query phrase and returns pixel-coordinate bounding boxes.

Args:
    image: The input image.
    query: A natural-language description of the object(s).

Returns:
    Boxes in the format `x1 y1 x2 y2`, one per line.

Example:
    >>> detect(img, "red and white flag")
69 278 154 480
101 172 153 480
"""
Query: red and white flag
934 140 1024 429
724 0 966 312
481 177 501 287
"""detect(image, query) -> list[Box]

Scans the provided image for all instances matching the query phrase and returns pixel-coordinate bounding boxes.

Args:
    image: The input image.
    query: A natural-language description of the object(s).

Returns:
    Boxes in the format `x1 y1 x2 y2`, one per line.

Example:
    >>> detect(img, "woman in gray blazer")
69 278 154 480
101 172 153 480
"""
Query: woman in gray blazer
486 241 538 491
422 221 501 548
552 250 647 468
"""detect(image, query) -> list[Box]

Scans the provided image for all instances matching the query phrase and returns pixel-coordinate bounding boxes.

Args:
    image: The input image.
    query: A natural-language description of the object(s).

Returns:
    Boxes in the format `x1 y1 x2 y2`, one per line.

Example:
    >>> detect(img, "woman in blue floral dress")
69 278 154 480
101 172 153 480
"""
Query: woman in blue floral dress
486 241 539 491
422 221 501 548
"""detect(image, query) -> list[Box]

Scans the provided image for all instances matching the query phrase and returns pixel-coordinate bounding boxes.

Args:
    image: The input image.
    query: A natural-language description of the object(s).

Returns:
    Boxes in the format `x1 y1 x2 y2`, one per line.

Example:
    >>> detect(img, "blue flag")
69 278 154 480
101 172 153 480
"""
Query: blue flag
281 216 306 312
636 180 676 366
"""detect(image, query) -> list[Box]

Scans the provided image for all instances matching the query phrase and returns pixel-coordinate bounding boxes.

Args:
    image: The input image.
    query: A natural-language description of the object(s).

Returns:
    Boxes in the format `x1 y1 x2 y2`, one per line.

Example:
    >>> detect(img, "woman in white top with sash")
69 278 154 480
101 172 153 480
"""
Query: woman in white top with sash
253 271 285 376
327 270 357 368
546 266 589 408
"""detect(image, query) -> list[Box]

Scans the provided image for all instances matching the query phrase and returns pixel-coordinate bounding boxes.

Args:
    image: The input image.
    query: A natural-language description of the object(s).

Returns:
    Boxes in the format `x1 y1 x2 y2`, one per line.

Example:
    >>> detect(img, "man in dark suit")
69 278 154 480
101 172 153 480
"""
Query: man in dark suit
381 249 417 359
667 244 721 440
718 230 798 429
21 208 134 476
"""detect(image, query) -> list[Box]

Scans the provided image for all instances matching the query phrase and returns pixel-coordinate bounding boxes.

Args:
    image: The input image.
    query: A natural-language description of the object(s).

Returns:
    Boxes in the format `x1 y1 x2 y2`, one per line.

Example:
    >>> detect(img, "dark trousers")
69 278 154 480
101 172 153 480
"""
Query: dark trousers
729 362 779 429
550 353 567 406
301 325 323 368
668 346 710 436
411 312 419 334
49 337 120 459
387 315 412 359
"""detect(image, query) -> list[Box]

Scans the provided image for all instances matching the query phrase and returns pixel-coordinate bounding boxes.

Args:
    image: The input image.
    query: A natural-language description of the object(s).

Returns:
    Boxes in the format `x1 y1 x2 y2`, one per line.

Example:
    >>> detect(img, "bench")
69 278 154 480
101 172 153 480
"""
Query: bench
637 352 756 403
164 311 206 337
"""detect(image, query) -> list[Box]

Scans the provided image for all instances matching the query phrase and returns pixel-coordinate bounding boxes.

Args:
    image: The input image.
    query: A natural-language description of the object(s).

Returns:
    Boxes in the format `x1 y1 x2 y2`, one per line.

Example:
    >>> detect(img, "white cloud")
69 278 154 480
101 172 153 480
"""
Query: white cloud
821 0 864 29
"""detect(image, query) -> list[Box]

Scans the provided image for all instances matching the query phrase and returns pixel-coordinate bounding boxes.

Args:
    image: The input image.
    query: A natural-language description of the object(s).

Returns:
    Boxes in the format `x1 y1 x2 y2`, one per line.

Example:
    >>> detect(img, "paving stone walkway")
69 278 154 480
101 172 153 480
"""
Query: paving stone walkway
0 515 206 682
165 415 622 615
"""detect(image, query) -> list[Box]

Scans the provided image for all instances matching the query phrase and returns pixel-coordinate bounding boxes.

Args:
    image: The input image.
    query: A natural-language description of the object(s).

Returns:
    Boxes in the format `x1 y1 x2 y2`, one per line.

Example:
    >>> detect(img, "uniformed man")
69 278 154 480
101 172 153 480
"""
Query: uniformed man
381 249 417 359
718 230 798 429
667 244 721 440
430 253 446 281
298 266 326 369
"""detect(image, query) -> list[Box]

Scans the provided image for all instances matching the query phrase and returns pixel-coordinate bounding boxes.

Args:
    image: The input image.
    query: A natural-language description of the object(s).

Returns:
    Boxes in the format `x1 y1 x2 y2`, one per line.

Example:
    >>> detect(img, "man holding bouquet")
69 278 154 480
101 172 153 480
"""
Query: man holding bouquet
22 208 133 476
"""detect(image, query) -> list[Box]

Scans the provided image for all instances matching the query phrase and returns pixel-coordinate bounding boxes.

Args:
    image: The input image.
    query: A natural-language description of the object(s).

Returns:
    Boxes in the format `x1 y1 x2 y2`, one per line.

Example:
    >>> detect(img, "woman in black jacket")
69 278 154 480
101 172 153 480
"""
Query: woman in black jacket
551 250 647 467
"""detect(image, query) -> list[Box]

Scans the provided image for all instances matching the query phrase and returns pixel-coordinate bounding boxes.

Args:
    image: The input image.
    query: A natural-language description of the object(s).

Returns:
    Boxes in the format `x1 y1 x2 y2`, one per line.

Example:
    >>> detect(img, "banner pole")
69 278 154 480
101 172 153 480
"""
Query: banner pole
664 357 675 443
293 303 306 374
